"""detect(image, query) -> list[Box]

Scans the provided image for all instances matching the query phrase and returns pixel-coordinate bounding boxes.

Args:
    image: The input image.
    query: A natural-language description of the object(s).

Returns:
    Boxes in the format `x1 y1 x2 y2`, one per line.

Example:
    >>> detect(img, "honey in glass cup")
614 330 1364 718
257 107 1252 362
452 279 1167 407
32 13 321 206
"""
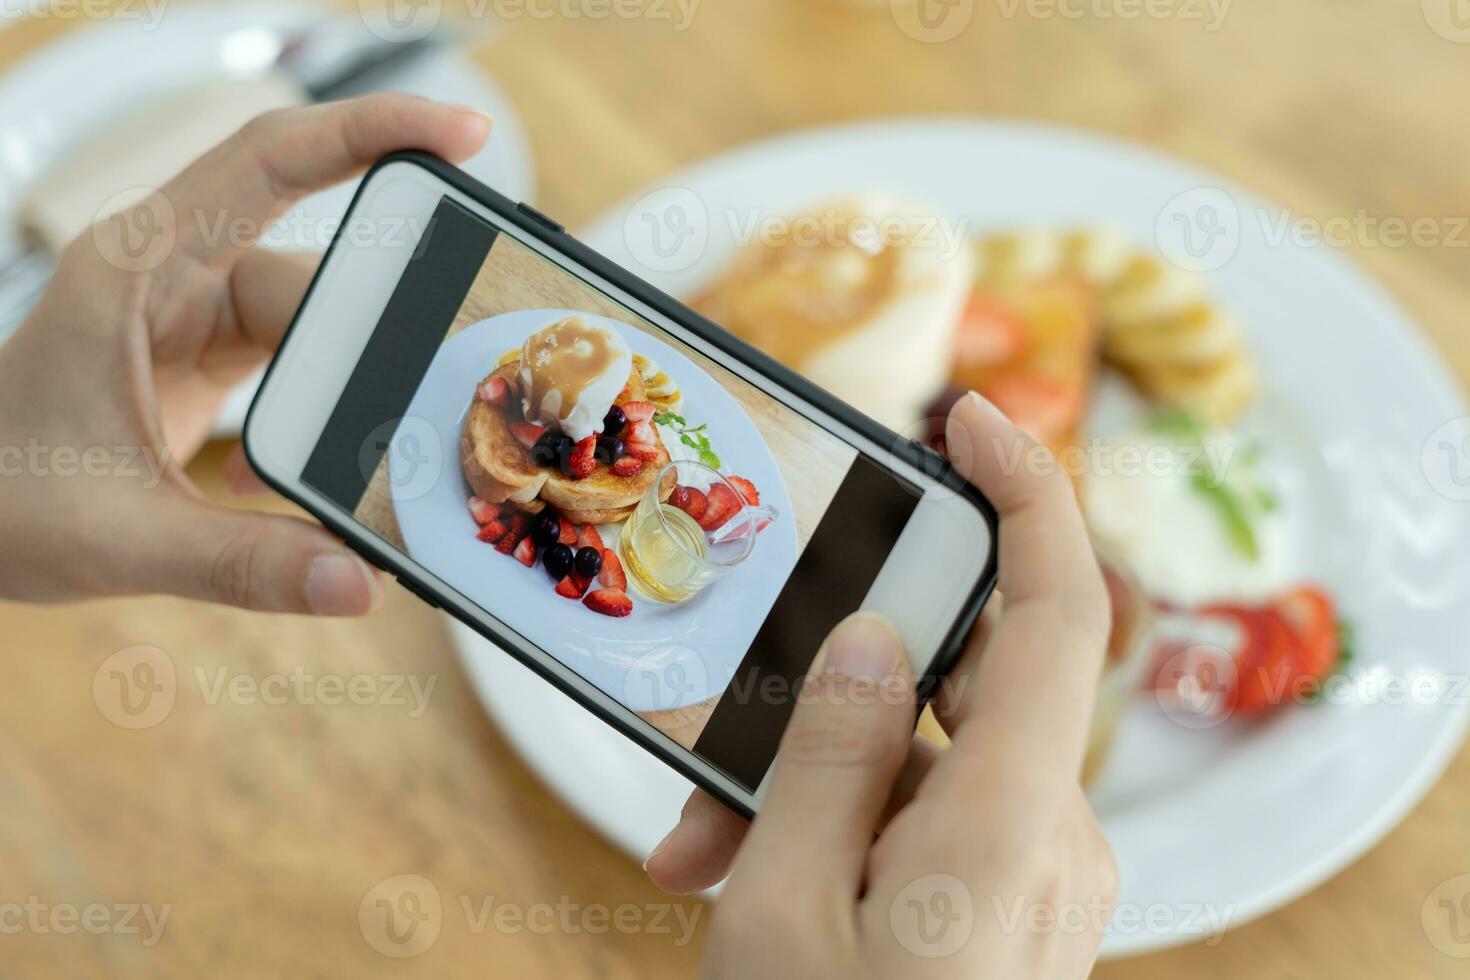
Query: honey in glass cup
617 460 776 603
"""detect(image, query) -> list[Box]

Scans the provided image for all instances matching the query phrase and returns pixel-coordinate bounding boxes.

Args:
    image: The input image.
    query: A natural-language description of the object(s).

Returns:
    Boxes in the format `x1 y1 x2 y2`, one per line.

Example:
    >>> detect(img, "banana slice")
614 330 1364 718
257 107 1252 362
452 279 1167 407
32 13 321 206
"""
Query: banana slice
1101 255 1208 325
633 353 683 414
1127 355 1257 427
1103 302 1245 367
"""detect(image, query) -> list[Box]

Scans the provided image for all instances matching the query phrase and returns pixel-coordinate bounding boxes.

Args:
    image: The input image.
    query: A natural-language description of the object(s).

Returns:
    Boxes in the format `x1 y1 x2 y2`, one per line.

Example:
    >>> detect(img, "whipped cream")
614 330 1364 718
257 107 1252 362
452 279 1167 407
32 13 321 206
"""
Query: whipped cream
518 316 632 442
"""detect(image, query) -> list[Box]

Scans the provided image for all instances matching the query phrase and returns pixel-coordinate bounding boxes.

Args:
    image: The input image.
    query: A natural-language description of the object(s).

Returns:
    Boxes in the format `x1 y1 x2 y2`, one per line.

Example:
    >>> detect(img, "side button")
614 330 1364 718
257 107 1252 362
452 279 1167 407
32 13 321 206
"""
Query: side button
395 576 441 610
516 201 565 234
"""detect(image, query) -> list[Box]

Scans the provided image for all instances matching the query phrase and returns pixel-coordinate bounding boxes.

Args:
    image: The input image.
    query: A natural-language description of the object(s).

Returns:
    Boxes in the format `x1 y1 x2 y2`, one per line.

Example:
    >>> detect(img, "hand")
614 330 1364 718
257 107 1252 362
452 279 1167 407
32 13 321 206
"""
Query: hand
647 392 1118 977
0 95 490 613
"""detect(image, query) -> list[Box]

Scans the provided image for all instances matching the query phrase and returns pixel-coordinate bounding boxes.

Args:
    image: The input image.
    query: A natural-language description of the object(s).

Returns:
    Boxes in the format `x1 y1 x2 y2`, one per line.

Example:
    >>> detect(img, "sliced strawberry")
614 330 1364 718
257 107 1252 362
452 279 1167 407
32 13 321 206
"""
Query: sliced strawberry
476 519 509 544
623 419 655 444
566 435 598 480
494 512 531 554
979 376 1080 445
610 456 644 477
577 524 605 552
698 483 741 531
468 496 498 525
584 588 633 618
477 376 512 408
955 295 1028 369
670 486 707 519
512 536 537 568
1274 586 1339 691
621 401 657 423
727 476 760 506
624 430 662 463
558 520 578 546
599 550 627 590
555 574 590 599
509 422 546 450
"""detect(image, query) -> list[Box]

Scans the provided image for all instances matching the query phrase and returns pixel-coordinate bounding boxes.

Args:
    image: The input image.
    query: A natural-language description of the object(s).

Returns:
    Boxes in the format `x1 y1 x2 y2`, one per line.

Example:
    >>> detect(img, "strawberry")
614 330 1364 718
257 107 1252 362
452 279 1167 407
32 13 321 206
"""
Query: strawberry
495 512 531 554
468 496 498 525
512 536 537 568
509 422 546 450
577 524 605 552
621 401 657 423
623 419 655 444
558 520 578 546
1274 586 1340 692
669 486 707 520
599 550 627 590
566 435 598 480
584 588 633 618
610 456 644 477
980 376 1080 446
698 483 741 531
625 440 662 463
727 476 760 506
477 376 512 408
476 519 509 544
955 296 1028 369
556 574 590 599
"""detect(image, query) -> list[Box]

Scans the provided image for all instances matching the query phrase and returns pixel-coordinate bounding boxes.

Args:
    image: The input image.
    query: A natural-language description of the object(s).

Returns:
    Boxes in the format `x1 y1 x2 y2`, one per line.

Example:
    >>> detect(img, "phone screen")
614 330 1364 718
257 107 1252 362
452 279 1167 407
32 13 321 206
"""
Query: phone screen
300 197 923 790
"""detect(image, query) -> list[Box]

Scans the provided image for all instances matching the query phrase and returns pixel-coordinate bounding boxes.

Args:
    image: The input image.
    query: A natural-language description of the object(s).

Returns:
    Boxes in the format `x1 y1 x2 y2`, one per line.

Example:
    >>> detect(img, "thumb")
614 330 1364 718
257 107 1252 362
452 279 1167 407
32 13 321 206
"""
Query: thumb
135 499 382 615
727 612 914 894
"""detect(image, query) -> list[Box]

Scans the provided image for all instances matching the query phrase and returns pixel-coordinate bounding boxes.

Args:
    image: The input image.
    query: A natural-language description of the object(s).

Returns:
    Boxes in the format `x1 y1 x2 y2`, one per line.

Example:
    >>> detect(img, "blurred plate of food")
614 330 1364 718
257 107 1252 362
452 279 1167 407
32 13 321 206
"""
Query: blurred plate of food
452 118 1470 957
0 0 534 431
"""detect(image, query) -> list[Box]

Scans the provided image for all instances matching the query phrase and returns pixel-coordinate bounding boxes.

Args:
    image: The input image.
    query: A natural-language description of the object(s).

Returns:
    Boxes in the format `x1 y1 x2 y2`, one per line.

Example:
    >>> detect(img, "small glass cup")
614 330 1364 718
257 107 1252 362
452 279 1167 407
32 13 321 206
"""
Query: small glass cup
617 460 779 604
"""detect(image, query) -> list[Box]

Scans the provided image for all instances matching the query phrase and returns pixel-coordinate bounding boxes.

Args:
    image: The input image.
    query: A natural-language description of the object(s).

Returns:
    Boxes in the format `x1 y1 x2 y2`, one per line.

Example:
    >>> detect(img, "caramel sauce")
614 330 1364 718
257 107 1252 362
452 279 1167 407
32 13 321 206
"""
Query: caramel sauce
706 211 903 367
520 316 619 418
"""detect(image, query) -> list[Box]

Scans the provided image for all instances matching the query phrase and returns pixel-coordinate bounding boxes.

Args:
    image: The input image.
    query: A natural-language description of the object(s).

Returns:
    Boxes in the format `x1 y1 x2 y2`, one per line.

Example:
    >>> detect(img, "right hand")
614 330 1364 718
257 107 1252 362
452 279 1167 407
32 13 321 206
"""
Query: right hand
648 392 1119 978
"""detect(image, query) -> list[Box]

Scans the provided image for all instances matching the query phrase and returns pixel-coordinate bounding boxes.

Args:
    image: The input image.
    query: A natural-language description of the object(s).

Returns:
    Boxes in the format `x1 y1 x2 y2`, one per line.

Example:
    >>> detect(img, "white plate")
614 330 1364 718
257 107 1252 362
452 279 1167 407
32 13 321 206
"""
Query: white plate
394 310 797 711
452 118 1470 957
0 0 535 433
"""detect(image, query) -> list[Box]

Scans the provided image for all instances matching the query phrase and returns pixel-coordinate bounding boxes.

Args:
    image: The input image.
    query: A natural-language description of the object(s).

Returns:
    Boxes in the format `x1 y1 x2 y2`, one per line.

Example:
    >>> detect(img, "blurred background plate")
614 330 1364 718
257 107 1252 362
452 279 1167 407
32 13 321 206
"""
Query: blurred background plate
0 0 535 433
454 117 1470 959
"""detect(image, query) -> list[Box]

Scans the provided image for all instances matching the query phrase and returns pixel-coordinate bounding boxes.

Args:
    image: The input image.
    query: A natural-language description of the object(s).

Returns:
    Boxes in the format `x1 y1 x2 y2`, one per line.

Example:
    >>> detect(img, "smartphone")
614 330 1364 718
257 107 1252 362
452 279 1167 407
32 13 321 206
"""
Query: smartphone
244 153 997 817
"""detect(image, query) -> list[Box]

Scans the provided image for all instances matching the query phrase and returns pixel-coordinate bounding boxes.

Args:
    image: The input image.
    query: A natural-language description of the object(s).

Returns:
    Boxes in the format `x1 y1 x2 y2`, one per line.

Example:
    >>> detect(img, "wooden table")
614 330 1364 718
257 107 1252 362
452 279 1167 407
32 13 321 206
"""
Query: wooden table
3 1 1470 976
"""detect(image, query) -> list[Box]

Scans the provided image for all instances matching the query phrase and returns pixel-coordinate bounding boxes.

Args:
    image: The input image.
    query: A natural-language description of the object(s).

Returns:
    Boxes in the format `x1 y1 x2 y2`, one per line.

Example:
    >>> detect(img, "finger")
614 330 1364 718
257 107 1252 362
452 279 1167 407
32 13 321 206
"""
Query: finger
133 498 382 615
645 737 943 896
163 94 492 260
931 588 1003 735
228 248 319 352
224 442 273 496
727 613 915 895
643 790 749 896
936 393 1110 782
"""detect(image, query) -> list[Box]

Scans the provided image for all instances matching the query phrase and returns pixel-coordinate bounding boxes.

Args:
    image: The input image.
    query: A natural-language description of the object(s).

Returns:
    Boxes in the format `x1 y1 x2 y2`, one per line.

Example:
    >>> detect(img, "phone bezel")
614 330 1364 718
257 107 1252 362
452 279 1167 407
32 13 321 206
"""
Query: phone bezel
244 152 999 818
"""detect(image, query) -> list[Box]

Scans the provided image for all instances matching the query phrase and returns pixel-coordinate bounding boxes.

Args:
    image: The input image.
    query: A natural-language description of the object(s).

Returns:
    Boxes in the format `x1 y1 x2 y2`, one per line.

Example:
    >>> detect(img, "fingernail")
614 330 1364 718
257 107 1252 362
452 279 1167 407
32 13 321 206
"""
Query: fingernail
643 826 677 872
822 612 902 680
306 553 377 616
965 390 1005 420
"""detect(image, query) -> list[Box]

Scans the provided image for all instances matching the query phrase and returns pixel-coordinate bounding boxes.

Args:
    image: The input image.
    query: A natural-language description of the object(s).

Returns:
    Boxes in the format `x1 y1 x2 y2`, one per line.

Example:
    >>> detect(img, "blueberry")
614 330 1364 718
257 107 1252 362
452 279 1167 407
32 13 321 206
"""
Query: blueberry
531 513 561 548
530 431 560 468
543 543 574 579
573 546 603 580
602 405 626 435
594 436 622 466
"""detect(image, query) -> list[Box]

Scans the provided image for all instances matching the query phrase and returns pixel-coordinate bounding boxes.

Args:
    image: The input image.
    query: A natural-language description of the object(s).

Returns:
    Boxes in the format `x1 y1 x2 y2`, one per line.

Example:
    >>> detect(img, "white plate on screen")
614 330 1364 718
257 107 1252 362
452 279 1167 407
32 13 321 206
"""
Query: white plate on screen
450 118 1470 958
394 310 796 711
0 0 535 433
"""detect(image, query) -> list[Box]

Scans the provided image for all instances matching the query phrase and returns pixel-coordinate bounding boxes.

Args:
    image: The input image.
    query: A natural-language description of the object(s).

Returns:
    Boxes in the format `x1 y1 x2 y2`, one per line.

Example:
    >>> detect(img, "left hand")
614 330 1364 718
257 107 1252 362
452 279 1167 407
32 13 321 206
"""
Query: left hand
0 94 491 613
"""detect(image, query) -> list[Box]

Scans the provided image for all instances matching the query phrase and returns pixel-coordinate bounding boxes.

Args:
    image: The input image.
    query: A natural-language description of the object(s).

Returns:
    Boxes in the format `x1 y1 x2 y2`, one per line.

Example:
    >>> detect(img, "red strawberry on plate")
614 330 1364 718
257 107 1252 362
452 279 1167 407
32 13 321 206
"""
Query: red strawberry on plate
555 574 590 599
621 401 656 423
512 536 537 568
468 496 498 525
698 483 741 531
510 422 546 450
567 435 598 479
727 476 760 506
584 588 633 618
610 456 644 477
577 524 605 552
495 512 531 554
476 519 509 544
558 520 578 546
599 550 627 590
477 376 512 408
670 486 707 520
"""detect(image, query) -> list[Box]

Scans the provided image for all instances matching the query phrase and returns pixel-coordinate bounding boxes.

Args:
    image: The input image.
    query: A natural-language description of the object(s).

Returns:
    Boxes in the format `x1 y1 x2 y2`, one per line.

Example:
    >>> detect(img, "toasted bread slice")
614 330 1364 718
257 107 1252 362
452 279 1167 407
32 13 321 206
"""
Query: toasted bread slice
461 363 548 508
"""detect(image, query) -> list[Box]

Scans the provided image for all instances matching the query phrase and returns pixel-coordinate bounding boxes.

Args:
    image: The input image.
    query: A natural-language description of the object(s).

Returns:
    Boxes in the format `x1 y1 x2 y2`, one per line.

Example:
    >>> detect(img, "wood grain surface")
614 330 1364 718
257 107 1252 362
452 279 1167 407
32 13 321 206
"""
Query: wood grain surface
3 1 1470 977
